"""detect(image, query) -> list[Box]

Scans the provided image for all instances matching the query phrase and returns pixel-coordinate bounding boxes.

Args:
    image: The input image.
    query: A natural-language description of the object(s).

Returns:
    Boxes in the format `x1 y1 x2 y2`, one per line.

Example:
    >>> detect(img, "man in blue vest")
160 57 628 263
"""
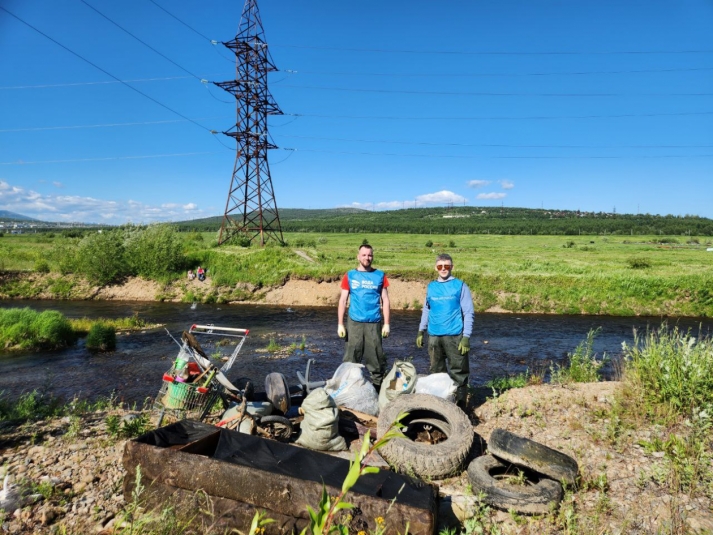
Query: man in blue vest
416 253 474 408
337 244 391 389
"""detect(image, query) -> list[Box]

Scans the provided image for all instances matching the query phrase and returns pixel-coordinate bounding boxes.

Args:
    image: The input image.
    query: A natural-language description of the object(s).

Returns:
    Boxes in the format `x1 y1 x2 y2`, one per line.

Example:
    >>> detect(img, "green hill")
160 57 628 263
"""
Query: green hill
174 206 713 236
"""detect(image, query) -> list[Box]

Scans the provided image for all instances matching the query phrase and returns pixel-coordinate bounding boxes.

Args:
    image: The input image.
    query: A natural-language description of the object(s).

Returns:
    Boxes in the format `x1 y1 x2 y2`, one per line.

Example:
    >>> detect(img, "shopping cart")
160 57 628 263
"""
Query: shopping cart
152 324 249 426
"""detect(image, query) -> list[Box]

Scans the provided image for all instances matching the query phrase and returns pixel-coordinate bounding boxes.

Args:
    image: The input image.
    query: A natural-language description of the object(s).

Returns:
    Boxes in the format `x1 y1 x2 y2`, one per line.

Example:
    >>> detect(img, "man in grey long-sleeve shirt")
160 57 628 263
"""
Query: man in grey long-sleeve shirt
416 253 475 407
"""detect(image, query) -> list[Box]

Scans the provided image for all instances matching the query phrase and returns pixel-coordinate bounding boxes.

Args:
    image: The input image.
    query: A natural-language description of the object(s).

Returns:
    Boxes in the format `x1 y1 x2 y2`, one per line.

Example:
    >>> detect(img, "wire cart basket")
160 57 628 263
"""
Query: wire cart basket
152 324 249 426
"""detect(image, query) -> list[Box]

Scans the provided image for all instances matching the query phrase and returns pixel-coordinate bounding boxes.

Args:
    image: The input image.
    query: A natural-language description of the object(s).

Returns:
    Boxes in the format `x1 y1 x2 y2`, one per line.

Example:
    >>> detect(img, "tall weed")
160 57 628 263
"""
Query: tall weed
623 325 713 413
551 328 607 384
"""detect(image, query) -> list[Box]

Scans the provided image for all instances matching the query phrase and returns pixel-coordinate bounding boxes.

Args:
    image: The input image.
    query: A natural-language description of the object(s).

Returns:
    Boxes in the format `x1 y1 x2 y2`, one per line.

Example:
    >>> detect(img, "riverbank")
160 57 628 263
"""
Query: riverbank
1 381 711 534
2 270 712 318
2 232 713 316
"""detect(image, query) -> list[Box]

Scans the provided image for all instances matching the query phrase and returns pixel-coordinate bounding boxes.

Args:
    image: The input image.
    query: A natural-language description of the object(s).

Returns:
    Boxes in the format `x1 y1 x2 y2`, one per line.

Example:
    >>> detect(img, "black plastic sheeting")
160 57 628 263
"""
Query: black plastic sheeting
137 420 432 510
213 425 431 508
136 419 218 448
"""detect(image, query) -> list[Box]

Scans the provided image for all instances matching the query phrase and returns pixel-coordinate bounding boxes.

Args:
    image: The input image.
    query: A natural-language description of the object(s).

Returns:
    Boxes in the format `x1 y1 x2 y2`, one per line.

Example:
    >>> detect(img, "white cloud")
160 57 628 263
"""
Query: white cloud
344 190 468 211
0 180 206 224
52 181 64 188
477 192 507 200
499 180 514 190
415 190 467 204
467 180 490 188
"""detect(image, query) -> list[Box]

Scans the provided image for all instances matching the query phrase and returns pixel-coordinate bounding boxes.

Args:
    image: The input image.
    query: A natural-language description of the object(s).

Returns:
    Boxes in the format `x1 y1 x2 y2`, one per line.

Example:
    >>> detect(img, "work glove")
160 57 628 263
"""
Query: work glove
416 331 424 348
458 336 470 355
337 324 346 338
382 324 390 338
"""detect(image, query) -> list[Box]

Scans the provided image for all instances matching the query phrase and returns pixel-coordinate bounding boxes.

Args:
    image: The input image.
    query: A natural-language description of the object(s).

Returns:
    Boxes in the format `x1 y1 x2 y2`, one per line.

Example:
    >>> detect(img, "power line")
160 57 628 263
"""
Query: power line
0 6 217 137
0 76 198 90
0 151 224 166
145 0 236 63
278 84 713 97
146 0 212 42
283 66 713 78
0 116 231 133
79 0 203 81
277 134 713 149
3 108 711 134
273 43 713 56
280 147 713 160
288 111 713 120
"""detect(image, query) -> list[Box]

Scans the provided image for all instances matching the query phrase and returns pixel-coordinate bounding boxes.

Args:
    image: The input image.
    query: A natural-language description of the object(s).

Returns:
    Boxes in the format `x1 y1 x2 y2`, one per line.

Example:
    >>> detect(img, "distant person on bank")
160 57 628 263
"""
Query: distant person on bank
337 244 391 389
416 253 474 407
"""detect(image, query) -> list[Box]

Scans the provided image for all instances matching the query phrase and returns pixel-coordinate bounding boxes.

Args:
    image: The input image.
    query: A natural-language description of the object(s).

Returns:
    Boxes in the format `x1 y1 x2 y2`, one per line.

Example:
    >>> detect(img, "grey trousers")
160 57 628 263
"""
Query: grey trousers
343 316 387 387
428 334 470 402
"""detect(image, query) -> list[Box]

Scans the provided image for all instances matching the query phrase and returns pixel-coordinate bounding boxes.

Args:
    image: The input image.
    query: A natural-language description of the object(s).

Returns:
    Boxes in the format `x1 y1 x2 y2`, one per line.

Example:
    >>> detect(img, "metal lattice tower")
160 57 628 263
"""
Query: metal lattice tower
214 0 284 246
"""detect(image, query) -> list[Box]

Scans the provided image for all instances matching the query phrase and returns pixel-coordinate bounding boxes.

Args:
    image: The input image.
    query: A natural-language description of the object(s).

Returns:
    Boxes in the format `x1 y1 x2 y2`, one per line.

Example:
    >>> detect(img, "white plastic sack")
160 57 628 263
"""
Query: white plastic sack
378 361 418 410
414 373 457 402
295 388 347 451
324 363 380 416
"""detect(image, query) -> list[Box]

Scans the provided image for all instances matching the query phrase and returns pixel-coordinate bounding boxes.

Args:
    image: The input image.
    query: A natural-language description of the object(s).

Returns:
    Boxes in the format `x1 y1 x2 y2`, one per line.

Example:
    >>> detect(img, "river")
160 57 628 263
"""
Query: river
1 300 712 405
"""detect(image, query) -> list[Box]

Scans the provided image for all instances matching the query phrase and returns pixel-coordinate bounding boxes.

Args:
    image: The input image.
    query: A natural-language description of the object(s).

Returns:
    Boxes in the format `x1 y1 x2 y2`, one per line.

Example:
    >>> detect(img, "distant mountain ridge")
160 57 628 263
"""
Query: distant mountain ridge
0 210 37 221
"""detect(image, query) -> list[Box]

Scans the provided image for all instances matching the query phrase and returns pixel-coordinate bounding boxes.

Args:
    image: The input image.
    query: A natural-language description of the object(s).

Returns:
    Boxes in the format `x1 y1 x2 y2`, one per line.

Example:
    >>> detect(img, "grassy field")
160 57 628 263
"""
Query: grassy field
1 231 712 317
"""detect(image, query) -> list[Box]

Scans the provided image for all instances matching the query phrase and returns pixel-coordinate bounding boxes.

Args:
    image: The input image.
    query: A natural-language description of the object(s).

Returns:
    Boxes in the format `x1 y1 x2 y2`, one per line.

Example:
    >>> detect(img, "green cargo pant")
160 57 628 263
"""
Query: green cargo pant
343 316 387 388
427 334 470 403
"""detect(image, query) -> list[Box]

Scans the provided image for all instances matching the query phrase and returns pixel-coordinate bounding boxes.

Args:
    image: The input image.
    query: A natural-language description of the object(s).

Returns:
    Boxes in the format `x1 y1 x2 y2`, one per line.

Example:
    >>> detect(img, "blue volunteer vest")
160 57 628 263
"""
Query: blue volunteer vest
347 269 384 323
426 278 464 336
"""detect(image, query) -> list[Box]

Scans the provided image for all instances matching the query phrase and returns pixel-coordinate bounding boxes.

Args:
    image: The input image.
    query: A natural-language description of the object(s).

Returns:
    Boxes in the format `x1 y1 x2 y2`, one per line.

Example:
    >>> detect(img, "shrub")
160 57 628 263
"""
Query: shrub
124 224 186 279
86 323 116 351
425 240 433 247
551 328 606 384
34 259 50 273
449 240 456 247
77 230 126 284
627 257 651 269
0 307 76 350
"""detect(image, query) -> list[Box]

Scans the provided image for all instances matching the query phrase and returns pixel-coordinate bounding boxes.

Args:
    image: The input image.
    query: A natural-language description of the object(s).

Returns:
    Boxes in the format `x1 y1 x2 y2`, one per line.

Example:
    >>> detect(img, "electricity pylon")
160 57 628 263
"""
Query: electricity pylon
215 0 284 246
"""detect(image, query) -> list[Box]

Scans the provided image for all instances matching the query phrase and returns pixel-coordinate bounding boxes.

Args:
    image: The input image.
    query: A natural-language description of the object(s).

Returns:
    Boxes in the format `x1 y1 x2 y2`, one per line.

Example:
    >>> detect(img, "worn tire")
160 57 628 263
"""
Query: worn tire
467 455 564 514
259 415 293 442
488 428 579 485
377 393 473 479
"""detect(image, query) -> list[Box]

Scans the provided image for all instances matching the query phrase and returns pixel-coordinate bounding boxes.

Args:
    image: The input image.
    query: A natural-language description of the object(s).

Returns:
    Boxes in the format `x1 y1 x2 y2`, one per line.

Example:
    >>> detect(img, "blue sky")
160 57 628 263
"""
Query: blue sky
1 1 712 224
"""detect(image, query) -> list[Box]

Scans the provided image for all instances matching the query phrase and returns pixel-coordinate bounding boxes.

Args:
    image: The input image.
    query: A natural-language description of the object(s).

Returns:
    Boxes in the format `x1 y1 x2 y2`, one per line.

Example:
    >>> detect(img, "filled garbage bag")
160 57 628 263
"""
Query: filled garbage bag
324 363 380 417
378 361 418 410
296 388 347 451
414 373 457 402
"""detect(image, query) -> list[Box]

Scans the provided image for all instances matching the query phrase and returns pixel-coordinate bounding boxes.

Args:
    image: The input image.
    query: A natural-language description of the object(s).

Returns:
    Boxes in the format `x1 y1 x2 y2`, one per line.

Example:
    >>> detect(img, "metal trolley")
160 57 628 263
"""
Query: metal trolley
152 324 249 426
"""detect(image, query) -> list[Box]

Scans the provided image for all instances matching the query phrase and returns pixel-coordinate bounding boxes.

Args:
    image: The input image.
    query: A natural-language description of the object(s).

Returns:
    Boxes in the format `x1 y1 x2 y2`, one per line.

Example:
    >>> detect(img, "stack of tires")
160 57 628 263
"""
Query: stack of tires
377 394 577 514
467 428 578 514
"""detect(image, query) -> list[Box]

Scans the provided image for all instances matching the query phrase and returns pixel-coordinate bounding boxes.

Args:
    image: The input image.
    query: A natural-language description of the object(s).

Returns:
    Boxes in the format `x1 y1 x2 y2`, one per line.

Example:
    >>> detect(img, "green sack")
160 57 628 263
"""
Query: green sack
378 361 418 410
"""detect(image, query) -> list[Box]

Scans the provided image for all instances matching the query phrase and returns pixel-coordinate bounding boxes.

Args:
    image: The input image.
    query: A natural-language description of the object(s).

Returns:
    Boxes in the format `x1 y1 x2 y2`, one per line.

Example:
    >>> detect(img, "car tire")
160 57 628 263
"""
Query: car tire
467 454 564 514
488 428 578 485
377 393 473 479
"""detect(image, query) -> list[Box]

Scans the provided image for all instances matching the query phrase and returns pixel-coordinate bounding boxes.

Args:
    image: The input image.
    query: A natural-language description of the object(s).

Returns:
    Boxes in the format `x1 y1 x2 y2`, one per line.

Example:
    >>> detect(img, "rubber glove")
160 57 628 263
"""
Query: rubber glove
382 324 390 338
337 324 346 338
416 331 424 348
458 336 470 355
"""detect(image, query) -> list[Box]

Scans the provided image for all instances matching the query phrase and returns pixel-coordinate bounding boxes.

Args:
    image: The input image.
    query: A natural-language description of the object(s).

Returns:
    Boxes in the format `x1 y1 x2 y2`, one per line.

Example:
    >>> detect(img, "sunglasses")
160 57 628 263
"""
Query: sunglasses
436 264 452 270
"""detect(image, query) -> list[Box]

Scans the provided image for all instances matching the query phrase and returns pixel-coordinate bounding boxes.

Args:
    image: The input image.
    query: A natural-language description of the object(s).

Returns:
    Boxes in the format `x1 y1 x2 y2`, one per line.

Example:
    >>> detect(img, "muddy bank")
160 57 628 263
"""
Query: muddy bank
0 272 431 310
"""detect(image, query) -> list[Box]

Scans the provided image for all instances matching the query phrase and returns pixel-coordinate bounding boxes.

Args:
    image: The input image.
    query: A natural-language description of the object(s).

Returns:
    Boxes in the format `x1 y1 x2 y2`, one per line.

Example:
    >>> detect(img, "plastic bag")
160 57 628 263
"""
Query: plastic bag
324 363 380 416
378 361 418 410
414 373 457 402
295 388 347 451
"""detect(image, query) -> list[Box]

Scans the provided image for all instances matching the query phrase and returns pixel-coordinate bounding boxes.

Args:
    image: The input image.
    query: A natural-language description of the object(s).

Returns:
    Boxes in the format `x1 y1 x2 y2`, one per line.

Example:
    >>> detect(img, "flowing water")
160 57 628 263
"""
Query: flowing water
1 300 712 404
